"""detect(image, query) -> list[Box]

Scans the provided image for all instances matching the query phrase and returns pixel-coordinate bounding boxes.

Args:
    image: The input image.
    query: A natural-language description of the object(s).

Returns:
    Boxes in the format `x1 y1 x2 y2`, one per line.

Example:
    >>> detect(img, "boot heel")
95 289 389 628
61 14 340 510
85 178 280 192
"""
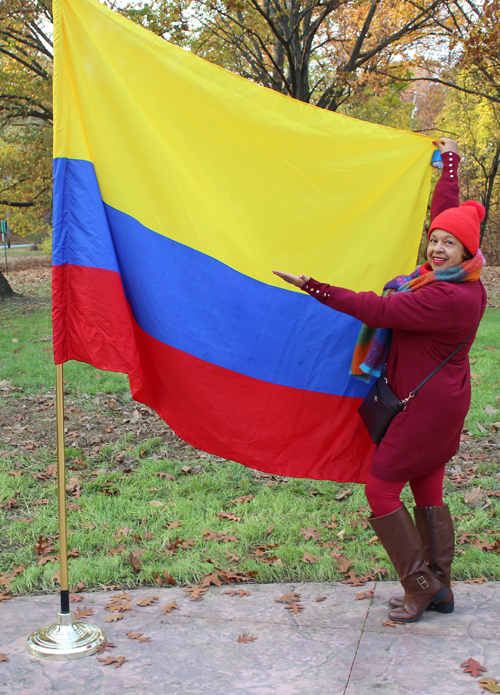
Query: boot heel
430 600 454 614
431 585 447 606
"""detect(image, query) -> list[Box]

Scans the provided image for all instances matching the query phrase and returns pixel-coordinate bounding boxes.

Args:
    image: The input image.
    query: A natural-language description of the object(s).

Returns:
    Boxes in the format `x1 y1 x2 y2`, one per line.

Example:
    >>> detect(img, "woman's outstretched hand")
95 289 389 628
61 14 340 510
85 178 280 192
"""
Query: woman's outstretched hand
433 137 459 155
273 270 310 288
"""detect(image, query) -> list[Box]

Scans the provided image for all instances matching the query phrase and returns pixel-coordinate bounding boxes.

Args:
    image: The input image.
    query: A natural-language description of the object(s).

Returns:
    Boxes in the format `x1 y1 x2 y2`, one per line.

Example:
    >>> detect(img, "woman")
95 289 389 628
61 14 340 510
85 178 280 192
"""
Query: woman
273 138 487 623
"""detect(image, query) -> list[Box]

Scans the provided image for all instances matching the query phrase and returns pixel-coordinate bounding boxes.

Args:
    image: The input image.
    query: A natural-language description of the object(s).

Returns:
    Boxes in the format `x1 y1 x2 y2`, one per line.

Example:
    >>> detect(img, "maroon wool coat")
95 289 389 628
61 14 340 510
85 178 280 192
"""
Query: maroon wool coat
302 152 487 482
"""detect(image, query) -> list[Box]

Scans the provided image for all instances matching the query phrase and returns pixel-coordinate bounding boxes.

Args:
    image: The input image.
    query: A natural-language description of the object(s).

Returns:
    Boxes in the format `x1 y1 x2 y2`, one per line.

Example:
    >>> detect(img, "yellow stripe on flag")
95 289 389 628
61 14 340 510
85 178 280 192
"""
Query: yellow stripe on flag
54 0 433 292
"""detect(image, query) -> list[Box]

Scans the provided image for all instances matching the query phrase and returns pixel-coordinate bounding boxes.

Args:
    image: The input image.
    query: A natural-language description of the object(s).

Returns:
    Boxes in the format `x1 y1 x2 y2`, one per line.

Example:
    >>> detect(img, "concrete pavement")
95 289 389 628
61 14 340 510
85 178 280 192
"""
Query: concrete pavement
1 581 499 694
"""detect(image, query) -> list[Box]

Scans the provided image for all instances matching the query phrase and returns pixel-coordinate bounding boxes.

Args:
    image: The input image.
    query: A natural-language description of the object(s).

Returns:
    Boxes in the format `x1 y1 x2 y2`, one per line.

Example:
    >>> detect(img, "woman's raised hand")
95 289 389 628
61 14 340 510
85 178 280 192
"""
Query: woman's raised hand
272 270 310 288
433 138 459 155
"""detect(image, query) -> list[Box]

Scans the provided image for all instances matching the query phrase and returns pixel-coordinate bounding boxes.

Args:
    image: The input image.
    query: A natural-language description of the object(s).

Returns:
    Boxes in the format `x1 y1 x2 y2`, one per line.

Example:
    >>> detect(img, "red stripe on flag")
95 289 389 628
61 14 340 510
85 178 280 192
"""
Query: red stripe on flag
53 264 374 481
52 263 140 374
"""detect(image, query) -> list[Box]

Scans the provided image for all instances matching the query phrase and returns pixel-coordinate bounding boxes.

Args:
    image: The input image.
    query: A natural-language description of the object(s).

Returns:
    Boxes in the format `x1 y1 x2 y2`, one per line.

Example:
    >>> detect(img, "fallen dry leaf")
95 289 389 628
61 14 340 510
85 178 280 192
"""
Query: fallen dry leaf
96 641 116 654
104 596 133 613
126 632 151 643
335 488 352 500
266 525 275 535
300 552 319 564
465 487 483 505
355 590 374 601
136 596 158 607
73 606 94 619
36 556 57 568
224 589 250 598
34 535 54 556
299 527 322 541
184 585 208 600
96 655 128 668
460 658 487 678
0 573 15 588
231 495 254 505
154 571 177 586
315 596 327 602
237 633 257 643
69 594 84 603
103 614 123 622
479 678 500 693
162 601 180 614
164 520 182 530
332 553 353 573
342 572 367 587
65 476 81 494
220 534 239 543
371 566 389 577
156 472 176 480
285 603 304 614
465 578 489 585
163 535 189 553
472 538 498 552
351 513 370 530
275 592 301 604
323 516 338 530
215 512 242 522
0 653 9 662
129 551 143 571
381 620 401 627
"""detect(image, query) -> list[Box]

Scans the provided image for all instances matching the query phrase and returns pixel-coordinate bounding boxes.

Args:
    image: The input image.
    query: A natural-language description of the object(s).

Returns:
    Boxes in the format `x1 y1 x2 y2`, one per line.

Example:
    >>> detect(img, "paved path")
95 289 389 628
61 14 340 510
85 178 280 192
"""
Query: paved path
1 581 499 694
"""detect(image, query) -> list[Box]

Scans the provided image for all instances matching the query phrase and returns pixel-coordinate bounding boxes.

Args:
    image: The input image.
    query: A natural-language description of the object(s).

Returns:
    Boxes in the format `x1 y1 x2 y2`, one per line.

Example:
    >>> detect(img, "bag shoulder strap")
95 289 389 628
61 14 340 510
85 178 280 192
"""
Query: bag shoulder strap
401 325 478 406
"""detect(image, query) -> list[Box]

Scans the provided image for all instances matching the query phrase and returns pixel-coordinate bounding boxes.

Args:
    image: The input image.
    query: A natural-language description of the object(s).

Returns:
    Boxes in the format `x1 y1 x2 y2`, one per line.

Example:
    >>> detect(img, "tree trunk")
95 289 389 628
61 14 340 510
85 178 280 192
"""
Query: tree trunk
0 269 17 298
480 139 500 247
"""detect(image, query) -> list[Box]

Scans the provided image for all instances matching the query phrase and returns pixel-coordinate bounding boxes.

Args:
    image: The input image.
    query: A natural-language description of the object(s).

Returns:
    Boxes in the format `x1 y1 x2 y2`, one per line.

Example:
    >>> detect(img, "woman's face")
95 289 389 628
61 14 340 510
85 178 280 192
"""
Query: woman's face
427 229 467 271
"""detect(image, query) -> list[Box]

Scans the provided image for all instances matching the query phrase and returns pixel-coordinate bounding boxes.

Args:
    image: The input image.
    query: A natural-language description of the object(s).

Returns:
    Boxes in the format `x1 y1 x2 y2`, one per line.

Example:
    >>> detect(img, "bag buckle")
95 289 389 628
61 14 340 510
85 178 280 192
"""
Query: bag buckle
401 392 415 410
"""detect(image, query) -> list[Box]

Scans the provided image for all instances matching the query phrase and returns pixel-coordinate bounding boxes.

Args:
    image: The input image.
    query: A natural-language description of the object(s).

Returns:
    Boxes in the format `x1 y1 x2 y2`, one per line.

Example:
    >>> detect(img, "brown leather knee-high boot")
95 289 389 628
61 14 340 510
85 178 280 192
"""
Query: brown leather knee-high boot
388 504 455 613
369 504 446 623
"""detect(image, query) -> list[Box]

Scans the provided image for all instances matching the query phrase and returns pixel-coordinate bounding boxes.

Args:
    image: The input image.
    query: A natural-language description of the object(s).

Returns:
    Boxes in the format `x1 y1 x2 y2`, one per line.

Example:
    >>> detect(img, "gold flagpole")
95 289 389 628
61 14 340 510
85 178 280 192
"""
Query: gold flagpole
56 362 70 605
27 364 106 659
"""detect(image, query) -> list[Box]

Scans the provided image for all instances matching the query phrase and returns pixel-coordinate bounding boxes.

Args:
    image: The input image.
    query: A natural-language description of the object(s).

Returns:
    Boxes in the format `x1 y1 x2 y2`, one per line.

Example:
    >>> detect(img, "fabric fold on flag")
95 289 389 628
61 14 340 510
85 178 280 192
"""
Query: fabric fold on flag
52 0 434 482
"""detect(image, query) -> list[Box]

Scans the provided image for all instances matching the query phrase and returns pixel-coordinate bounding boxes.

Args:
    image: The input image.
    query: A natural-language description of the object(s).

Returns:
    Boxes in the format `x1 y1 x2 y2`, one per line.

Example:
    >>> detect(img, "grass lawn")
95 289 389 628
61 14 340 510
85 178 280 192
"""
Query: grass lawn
1 253 499 595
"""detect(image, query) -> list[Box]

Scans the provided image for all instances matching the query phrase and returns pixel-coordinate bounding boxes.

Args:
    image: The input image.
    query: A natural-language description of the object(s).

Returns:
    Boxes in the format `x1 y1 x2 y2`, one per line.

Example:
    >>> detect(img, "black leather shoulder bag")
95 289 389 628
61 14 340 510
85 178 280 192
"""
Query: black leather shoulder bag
358 328 476 445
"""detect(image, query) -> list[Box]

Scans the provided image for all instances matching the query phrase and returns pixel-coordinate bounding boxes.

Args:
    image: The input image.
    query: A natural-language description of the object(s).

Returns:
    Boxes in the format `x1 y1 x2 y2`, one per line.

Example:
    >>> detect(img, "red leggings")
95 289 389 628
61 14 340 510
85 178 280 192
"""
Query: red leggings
365 466 446 517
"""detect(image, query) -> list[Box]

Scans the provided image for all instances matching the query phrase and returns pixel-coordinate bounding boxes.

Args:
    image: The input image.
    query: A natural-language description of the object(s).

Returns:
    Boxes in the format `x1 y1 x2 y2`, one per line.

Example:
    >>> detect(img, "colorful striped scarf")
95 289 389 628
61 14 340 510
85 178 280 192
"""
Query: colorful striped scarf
351 250 486 382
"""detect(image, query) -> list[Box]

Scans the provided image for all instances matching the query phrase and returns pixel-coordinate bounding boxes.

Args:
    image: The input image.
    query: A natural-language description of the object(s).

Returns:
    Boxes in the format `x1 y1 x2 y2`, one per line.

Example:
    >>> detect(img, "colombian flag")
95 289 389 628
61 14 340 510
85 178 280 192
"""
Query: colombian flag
52 0 434 482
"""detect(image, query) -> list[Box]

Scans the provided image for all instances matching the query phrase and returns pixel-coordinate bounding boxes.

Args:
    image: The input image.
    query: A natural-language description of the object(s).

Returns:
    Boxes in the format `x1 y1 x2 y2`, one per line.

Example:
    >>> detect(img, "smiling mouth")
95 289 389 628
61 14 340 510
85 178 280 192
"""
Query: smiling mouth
433 257 447 263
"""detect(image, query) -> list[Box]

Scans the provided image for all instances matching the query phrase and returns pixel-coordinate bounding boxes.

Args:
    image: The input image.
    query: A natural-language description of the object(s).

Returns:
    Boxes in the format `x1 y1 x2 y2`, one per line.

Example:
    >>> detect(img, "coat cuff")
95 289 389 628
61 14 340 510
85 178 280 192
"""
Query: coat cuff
301 278 334 302
440 151 460 182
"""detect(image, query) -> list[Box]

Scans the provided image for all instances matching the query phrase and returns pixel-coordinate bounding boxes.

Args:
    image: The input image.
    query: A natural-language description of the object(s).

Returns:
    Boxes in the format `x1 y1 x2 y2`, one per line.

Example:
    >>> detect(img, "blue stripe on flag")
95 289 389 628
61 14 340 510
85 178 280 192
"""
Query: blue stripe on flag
53 157 369 397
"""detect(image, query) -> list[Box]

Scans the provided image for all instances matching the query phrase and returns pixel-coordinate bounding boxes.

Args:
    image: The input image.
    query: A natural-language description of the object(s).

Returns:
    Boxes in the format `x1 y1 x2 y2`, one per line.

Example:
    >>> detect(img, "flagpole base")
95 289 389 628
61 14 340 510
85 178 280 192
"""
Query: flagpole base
27 612 106 660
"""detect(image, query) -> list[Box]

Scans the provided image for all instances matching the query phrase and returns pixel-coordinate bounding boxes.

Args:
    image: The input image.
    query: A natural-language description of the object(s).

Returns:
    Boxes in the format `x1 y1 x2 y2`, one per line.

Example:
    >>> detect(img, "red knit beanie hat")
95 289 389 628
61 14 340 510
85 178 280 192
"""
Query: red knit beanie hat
428 200 484 255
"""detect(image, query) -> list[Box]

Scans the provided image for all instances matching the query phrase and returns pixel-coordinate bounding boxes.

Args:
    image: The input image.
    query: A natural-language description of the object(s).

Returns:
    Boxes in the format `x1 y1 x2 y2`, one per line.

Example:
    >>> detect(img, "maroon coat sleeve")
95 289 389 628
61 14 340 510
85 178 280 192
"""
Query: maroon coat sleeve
430 151 460 221
301 279 459 333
